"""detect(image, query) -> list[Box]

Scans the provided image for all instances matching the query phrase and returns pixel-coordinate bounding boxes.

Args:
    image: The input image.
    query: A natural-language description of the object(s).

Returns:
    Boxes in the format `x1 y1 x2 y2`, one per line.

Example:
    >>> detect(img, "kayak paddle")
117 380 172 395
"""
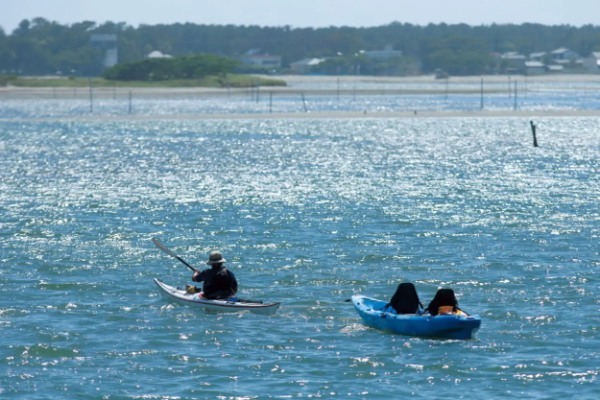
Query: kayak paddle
152 237 198 272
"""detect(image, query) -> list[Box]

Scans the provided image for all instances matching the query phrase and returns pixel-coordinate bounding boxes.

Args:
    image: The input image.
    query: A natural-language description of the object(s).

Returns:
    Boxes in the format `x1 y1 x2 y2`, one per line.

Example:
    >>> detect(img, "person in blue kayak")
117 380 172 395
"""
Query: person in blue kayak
186 250 238 299
425 288 467 316
386 282 424 314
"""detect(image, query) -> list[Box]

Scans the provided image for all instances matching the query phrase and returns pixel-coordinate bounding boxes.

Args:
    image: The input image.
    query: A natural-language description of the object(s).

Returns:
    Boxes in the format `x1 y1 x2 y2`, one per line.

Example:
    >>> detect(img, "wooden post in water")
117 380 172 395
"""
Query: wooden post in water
301 92 308 112
530 120 539 147
88 78 93 113
480 77 484 110
513 80 518 110
128 90 132 114
445 77 449 100
255 78 260 103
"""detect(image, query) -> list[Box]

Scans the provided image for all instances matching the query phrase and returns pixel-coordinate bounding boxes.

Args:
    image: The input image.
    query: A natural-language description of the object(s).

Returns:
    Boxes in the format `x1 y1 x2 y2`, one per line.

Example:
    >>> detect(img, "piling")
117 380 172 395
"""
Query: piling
480 77 484 110
530 120 539 147
301 92 308 112
513 80 518 110
88 79 93 113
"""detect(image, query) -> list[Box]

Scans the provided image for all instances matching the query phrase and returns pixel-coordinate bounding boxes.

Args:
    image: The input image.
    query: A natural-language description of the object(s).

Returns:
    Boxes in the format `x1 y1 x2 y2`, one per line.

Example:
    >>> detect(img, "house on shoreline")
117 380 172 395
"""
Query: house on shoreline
583 52 600 73
497 47 593 75
290 58 326 74
239 49 282 72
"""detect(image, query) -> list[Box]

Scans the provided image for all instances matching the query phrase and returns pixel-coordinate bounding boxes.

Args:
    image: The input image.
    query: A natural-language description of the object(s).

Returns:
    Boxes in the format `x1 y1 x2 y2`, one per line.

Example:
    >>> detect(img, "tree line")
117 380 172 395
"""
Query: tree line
103 54 238 81
2 17 600 77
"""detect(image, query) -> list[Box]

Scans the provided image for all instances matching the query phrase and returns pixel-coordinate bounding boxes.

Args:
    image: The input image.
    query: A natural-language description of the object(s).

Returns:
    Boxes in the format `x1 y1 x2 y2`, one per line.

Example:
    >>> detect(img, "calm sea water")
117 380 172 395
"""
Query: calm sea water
1 94 599 399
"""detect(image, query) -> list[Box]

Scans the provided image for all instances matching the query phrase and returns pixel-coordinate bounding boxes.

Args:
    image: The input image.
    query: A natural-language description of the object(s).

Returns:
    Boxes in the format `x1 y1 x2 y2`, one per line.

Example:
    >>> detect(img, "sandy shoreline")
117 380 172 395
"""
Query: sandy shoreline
3 73 600 99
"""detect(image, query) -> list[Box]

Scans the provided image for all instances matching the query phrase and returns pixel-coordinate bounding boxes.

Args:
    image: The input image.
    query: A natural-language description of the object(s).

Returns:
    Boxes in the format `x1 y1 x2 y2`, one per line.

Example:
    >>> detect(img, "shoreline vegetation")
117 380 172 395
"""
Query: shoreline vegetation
3 74 600 119
0 74 287 89
4 73 600 92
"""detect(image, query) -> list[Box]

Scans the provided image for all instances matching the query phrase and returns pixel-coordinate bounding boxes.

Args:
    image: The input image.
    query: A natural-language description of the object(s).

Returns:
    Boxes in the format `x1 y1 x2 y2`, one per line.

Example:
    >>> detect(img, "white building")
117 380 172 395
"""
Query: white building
290 58 325 74
583 52 600 73
240 53 282 70
147 51 172 59
550 48 580 64
525 61 546 75
500 51 527 72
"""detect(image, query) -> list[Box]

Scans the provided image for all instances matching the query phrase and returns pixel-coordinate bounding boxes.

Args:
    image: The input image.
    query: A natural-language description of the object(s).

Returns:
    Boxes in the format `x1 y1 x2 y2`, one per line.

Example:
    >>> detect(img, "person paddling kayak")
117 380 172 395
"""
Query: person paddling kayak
186 250 238 299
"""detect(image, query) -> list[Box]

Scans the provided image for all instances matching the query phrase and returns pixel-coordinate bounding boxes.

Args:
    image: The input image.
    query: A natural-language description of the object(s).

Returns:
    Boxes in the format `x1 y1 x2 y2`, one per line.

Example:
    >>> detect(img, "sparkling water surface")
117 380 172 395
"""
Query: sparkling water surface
1 98 599 399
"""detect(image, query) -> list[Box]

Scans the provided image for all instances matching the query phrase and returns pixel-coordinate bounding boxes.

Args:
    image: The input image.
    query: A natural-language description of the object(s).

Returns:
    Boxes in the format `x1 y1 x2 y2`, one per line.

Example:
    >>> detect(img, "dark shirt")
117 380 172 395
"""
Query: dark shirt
192 265 238 299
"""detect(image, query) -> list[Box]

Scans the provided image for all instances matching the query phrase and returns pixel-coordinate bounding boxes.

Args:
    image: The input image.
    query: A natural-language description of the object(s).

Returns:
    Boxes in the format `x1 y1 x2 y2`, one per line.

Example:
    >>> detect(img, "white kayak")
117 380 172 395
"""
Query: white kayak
153 278 280 315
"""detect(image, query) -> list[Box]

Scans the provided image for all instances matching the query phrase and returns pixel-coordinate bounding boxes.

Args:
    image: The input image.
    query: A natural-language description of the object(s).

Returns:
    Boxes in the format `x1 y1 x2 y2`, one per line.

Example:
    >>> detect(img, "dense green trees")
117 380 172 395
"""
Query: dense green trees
2 18 600 77
102 54 238 81
0 18 107 76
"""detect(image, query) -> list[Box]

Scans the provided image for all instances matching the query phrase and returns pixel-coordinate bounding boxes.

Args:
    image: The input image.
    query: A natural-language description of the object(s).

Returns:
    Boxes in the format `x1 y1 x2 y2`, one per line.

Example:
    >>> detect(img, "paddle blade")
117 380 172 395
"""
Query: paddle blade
152 237 197 272
152 237 177 258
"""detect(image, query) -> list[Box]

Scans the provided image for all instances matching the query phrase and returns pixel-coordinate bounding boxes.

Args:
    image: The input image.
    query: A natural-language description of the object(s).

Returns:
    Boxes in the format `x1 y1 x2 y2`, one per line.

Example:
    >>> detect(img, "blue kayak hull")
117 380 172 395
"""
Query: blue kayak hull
352 295 481 340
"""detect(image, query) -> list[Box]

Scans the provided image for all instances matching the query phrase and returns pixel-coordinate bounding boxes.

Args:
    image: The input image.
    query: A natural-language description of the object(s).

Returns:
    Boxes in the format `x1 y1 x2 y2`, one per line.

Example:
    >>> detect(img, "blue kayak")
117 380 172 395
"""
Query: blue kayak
351 295 481 340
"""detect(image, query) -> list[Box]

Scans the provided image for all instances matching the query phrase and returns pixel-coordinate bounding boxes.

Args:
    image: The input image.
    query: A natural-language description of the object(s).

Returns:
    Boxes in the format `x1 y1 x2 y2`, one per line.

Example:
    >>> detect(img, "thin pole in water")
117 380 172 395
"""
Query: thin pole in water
88 78 93 113
255 79 260 103
269 91 273 113
513 80 518 110
480 77 484 110
301 92 308 112
445 77 449 100
530 120 539 147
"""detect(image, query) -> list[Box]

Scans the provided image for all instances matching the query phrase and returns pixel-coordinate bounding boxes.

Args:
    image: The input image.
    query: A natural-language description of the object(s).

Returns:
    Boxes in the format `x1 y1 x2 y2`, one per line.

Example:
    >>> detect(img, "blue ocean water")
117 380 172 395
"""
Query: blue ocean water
1 94 599 399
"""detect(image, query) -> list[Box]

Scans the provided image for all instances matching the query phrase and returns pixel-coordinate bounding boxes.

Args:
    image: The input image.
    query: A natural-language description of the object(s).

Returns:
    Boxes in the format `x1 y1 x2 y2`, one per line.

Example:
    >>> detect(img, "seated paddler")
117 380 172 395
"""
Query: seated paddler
186 250 238 299
425 288 467 316
386 282 424 314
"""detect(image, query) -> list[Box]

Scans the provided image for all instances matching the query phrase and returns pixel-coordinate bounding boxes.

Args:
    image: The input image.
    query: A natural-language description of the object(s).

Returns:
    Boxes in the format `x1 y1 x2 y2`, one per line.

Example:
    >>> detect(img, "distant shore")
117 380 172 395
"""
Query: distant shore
3 73 600 99
3 74 600 120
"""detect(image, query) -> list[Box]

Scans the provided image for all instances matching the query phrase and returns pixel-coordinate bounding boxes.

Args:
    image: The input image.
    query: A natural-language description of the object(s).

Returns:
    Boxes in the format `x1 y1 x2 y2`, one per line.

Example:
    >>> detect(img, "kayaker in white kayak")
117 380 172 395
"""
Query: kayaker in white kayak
186 250 238 299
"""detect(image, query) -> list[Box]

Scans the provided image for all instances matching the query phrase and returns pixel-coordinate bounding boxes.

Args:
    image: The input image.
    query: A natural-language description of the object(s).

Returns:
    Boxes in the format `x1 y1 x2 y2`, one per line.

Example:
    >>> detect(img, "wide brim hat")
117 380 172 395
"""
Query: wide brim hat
206 250 226 265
